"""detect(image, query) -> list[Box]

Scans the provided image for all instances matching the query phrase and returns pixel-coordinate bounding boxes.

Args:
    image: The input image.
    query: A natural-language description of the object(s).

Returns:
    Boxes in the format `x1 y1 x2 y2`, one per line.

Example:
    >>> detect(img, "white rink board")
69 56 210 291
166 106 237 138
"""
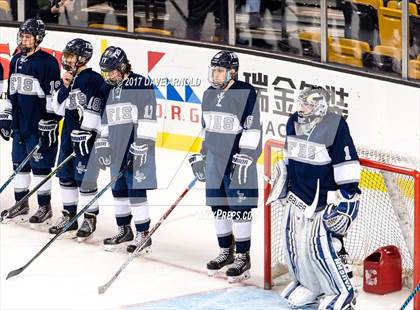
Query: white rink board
0 26 419 159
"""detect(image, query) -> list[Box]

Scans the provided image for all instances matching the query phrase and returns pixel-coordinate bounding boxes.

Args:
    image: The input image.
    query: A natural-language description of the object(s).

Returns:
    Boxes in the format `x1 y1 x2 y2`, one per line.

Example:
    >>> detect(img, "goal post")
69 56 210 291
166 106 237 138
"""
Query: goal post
263 139 420 310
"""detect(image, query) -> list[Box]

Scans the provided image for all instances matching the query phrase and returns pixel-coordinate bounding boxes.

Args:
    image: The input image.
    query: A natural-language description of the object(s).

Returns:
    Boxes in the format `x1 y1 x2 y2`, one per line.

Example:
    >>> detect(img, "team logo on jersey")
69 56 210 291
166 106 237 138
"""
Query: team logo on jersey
33 150 43 162
236 190 247 204
76 161 87 174
216 91 225 107
134 171 146 183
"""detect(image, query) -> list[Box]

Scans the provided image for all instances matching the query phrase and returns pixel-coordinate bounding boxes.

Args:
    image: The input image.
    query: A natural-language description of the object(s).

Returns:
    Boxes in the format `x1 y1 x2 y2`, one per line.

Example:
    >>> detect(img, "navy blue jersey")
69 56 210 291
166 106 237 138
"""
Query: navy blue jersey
201 80 262 161
285 112 361 210
47 68 104 134
98 72 157 165
6 50 60 137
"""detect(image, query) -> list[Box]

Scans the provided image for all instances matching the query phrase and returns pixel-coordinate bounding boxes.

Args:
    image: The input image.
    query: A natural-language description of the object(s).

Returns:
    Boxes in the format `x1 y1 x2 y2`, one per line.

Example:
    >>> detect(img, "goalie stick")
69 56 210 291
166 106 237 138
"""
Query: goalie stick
97 177 198 294
401 282 420 310
6 163 132 280
0 143 41 194
0 152 76 223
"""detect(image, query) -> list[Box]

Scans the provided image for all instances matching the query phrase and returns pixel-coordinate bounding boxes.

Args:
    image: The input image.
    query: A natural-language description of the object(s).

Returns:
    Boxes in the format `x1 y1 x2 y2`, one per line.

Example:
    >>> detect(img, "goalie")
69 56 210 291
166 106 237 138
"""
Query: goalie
268 86 361 309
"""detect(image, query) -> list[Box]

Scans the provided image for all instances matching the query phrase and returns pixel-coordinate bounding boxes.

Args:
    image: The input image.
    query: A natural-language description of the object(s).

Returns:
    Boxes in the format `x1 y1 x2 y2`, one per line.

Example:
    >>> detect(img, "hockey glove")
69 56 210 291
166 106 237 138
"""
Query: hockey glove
38 119 58 148
267 159 289 205
128 142 148 168
71 130 93 157
188 153 206 182
230 153 253 185
0 110 12 141
323 190 360 236
95 137 111 170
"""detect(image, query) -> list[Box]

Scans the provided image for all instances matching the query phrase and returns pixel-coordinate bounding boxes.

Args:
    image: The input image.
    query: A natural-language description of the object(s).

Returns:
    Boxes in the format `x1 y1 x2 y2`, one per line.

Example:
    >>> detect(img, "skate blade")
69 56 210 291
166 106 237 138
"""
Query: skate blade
3 214 29 225
227 270 250 283
77 234 94 243
207 263 234 277
50 231 77 240
30 218 52 230
104 242 130 252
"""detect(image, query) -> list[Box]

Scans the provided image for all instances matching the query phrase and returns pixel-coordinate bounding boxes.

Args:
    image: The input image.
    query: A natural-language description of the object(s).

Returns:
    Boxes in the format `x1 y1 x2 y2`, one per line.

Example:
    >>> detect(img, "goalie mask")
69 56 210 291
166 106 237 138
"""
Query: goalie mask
208 51 239 89
17 18 46 54
99 46 129 86
296 87 330 123
62 38 93 74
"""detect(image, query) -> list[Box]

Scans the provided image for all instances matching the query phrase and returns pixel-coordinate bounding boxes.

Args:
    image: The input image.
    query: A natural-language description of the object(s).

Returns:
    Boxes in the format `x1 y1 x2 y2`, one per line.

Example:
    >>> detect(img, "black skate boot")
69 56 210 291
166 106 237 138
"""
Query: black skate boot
48 210 78 238
76 212 97 242
226 252 251 283
207 245 235 276
29 203 52 228
126 230 152 254
1 201 30 224
103 224 134 251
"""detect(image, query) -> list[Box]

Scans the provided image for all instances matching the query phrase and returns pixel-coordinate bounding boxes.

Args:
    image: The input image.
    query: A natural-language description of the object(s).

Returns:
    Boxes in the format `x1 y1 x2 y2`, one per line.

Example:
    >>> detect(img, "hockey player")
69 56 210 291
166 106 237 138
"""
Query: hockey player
46 38 104 240
0 18 60 224
271 86 361 309
189 51 262 283
95 46 157 253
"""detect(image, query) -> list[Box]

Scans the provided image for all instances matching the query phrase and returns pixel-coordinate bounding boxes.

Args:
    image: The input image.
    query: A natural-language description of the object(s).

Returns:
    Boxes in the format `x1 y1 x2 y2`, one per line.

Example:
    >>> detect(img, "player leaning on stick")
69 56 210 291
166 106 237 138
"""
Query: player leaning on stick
47 38 104 240
268 86 361 309
95 46 157 253
0 18 60 224
189 51 262 283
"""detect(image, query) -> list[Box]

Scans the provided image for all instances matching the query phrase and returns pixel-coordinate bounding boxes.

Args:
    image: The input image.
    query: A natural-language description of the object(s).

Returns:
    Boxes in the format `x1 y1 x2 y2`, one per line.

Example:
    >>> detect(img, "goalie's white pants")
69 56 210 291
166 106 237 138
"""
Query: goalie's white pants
282 202 354 309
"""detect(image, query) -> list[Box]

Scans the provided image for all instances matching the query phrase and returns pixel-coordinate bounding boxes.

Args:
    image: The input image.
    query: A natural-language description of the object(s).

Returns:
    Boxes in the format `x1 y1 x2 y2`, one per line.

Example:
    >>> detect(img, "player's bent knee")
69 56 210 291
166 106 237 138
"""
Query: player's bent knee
59 179 77 188
112 190 128 198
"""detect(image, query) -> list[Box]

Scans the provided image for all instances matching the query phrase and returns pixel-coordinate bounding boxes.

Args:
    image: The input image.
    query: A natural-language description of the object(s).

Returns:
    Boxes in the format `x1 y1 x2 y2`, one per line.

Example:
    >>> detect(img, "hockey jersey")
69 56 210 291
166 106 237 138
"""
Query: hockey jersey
285 112 361 210
47 68 104 135
201 80 262 162
98 72 157 175
6 49 61 137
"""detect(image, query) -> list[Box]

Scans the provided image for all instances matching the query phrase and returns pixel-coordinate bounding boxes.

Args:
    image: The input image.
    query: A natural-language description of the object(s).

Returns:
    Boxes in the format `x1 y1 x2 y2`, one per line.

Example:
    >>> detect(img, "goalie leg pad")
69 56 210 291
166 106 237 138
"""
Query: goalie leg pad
281 282 320 308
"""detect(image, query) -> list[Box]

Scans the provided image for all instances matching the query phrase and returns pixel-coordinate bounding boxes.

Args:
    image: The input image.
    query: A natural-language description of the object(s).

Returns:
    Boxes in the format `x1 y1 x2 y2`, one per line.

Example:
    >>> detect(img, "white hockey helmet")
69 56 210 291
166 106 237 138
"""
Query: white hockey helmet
296 86 330 121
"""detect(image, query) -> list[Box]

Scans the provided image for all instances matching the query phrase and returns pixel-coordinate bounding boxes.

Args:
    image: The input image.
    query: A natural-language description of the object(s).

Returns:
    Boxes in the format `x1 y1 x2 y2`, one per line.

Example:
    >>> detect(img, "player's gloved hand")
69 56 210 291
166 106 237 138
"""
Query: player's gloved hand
95 137 111 170
38 119 58 148
188 153 206 182
323 190 360 236
230 153 253 185
71 130 92 157
0 110 12 141
127 142 148 168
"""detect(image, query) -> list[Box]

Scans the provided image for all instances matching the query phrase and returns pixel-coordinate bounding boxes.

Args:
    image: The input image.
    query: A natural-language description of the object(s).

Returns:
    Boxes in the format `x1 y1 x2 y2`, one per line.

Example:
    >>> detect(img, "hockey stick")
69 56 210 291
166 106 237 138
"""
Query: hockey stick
97 177 198 294
6 163 132 280
401 282 420 310
0 152 76 223
0 143 41 194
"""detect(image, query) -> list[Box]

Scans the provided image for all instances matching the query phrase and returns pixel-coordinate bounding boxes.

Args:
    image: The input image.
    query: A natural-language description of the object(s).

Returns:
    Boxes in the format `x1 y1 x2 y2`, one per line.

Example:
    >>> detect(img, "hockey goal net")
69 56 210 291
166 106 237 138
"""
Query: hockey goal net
263 139 420 308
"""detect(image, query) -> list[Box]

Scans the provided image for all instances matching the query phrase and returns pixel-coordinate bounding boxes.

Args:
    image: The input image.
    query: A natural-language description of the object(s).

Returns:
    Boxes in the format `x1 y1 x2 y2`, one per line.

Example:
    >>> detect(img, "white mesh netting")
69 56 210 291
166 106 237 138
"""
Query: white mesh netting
266 142 418 287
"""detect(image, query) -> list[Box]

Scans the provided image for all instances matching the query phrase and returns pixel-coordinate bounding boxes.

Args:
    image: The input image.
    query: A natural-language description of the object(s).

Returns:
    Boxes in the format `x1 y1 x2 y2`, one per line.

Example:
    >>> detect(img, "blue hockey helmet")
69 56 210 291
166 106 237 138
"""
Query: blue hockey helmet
17 18 46 53
62 38 93 72
208 51 239 88
99 46 129 86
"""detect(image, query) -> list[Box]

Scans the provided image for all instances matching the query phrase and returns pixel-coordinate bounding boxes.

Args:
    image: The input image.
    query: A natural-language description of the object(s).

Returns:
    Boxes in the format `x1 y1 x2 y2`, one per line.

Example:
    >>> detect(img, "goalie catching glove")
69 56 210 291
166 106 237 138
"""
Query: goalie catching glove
323 190 360 236
0 110 12 141
38 119 58 148
71 130 92 157
188 153 206 182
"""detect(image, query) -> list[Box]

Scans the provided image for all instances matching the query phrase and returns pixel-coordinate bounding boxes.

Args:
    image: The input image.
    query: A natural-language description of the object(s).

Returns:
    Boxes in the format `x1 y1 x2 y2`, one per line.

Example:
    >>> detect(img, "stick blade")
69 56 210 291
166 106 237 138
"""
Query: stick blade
7 267 24 280
97 284 108 295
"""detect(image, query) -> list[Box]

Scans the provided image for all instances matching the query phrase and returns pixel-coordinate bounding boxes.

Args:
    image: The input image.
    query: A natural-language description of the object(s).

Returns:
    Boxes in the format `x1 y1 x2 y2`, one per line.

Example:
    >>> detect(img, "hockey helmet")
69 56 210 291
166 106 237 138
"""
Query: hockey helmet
208 51 239 88
62 38 93 72
99 46 128 86
296 86 330 121
17 18 46 54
